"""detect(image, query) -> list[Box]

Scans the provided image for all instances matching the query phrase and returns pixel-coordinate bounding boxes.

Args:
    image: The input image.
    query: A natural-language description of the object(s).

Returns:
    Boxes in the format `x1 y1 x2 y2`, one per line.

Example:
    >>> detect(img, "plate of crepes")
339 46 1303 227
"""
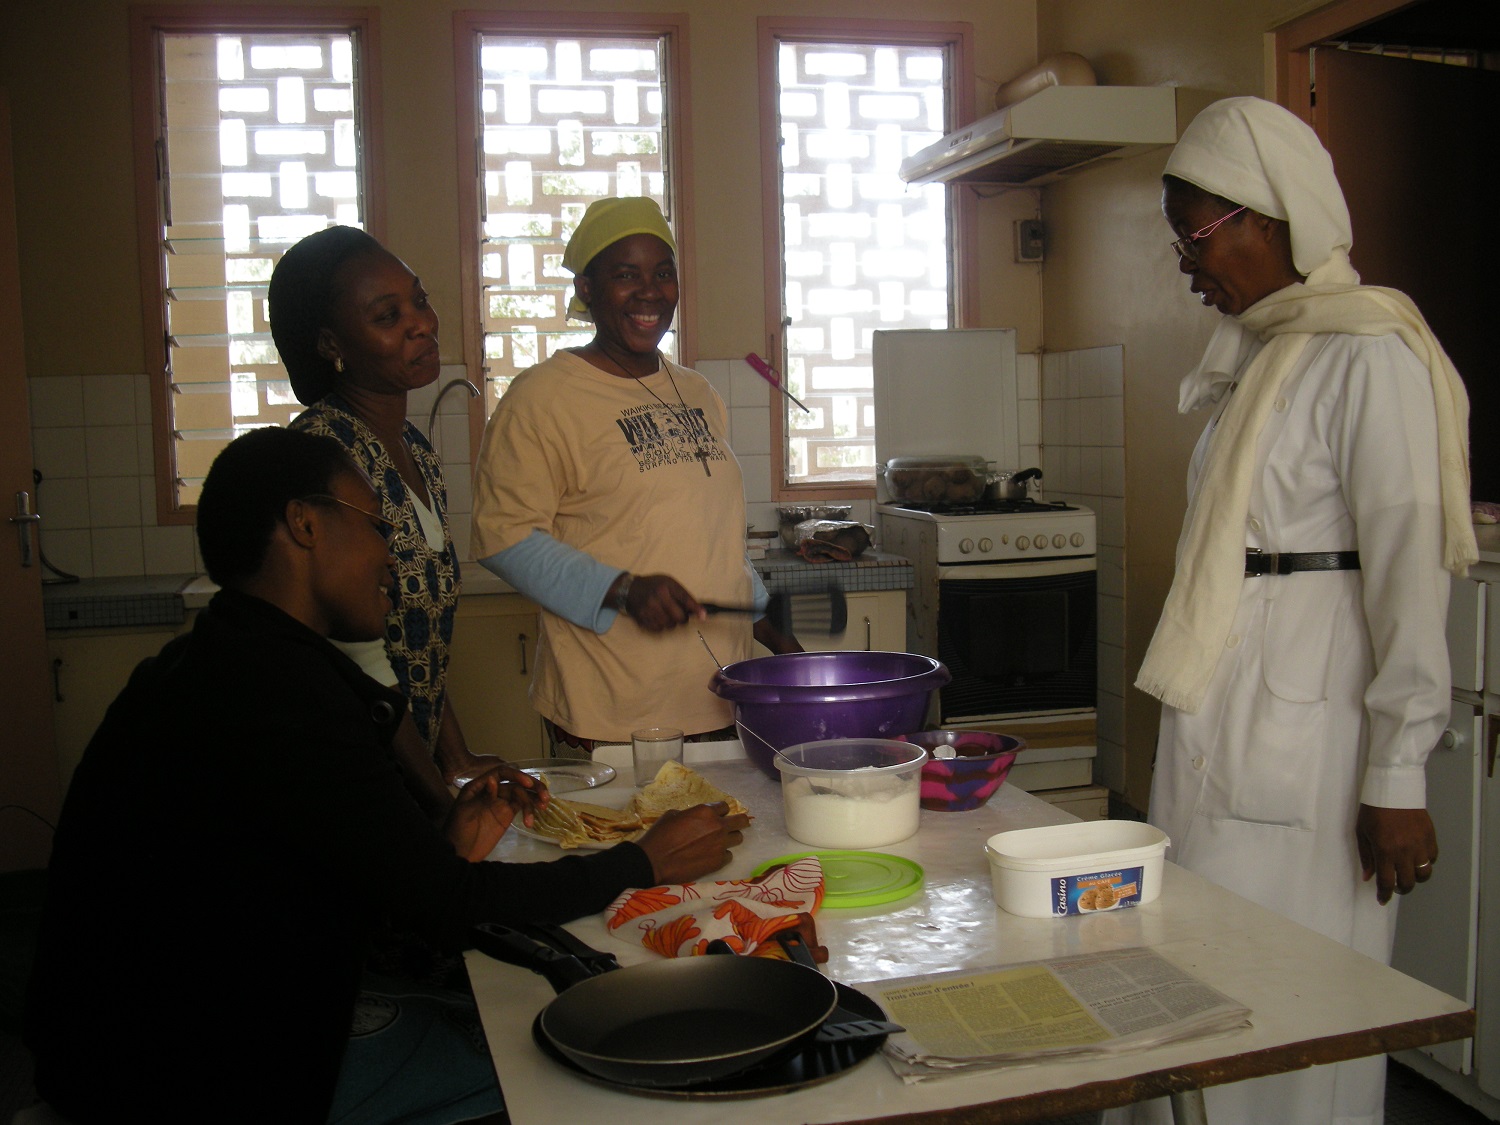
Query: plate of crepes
521 761 750 850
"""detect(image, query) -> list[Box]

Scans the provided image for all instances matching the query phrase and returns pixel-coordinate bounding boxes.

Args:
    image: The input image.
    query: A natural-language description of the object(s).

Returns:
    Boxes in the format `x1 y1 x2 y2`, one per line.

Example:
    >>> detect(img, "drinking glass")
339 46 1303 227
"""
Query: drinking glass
631 727 684 786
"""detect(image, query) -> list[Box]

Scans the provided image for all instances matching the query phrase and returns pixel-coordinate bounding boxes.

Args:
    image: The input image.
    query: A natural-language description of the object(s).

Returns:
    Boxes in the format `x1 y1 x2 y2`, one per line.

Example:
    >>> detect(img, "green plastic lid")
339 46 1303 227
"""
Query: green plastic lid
752 850 924 909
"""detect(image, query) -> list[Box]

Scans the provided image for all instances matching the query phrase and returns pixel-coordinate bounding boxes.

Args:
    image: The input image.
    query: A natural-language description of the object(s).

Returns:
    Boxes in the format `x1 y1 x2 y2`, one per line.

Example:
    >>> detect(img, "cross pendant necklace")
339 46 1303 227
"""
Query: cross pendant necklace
598 350 712 476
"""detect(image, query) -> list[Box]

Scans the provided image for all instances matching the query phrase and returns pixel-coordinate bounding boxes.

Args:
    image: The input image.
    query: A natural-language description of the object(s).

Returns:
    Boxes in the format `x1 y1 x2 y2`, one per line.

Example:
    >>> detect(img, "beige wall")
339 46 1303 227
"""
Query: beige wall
1034 0 1314 810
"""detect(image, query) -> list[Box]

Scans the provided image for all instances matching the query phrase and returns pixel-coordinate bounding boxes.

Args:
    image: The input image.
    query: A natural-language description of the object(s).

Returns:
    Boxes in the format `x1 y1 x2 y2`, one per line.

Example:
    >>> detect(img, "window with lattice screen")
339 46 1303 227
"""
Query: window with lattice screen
763 27 962 490
134 14 376 511
467 25 682 415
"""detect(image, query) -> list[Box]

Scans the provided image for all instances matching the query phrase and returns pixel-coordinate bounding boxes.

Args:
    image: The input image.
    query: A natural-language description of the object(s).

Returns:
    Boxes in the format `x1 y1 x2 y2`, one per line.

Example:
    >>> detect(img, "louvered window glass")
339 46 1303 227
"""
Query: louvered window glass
474 31 677 412
143 26 370 509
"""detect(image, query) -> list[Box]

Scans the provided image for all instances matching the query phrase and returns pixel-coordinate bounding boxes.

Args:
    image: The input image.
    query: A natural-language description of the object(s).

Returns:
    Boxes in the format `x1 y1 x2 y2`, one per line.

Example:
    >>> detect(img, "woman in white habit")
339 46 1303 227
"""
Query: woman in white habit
1117 96 1477 1125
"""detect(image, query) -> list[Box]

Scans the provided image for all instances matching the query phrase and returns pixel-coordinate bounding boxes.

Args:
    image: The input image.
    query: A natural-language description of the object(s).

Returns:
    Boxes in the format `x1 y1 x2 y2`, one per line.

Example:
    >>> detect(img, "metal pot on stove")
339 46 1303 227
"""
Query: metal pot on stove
987 466 1042 502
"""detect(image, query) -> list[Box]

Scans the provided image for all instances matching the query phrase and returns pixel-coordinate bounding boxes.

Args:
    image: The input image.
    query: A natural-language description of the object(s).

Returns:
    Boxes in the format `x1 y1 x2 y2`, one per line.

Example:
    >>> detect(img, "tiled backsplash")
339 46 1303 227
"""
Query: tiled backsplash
25 358 876 579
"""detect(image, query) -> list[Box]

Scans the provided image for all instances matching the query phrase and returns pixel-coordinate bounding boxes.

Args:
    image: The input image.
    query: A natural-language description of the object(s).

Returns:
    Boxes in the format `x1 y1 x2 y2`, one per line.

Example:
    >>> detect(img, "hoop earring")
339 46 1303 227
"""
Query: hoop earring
333 357 344 373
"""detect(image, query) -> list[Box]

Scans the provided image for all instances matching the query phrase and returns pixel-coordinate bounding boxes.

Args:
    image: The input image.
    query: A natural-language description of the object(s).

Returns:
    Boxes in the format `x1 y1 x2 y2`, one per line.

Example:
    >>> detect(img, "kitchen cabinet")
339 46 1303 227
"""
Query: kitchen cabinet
753 589 906 655
48 627 184 793
445 593 548 760
1391 559 1500 1117
801 589 905 652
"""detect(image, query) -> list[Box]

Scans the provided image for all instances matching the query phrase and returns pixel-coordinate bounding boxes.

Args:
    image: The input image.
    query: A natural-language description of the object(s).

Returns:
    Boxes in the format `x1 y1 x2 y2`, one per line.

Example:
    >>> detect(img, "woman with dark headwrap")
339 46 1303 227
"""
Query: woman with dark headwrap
1120 97 1477 1125
270 227 504 811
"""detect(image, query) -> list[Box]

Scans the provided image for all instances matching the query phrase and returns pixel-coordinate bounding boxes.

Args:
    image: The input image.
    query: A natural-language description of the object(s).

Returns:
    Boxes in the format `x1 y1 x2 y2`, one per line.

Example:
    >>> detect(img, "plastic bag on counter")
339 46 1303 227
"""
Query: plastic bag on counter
794 520 873 562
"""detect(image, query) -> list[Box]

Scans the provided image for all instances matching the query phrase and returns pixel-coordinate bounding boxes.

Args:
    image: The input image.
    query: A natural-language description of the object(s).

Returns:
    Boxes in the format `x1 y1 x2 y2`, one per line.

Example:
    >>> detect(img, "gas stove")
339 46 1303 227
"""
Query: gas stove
877 499 1096 566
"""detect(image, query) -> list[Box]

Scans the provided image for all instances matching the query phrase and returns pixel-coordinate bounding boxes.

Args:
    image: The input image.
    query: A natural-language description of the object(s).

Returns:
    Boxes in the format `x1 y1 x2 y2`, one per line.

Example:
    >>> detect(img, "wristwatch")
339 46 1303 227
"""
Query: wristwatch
613 573 633 615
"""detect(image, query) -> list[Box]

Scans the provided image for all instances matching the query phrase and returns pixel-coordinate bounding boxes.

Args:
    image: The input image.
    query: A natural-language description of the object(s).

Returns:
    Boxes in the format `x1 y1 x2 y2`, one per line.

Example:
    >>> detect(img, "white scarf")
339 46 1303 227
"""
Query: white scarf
1135 98 1477 714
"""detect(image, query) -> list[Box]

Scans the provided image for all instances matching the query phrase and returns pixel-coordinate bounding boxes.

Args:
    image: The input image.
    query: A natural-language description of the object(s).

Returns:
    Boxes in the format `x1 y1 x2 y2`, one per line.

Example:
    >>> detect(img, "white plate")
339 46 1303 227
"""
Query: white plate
514 785 638 851
456 758 616 795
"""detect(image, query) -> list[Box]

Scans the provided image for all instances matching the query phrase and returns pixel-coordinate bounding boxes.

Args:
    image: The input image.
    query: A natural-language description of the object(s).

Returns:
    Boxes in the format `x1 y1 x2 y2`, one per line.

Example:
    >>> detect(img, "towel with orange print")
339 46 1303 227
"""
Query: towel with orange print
603 856 825 958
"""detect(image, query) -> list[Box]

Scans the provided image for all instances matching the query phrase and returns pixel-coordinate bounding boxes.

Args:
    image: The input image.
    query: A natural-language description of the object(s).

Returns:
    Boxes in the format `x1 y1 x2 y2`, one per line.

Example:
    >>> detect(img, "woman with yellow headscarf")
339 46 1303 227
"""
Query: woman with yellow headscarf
1115 97 1476 1125
472 198 800 754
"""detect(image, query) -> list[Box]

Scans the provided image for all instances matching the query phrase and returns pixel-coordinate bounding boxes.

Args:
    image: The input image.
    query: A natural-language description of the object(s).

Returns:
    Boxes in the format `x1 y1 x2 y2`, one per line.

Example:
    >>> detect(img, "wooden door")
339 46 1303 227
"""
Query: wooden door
0 89 61 871
1314 48 1499 500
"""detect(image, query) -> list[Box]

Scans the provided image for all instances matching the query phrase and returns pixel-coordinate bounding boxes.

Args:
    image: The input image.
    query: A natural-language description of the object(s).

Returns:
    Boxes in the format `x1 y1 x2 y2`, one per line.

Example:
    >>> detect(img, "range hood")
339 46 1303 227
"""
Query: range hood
900 86 1208 188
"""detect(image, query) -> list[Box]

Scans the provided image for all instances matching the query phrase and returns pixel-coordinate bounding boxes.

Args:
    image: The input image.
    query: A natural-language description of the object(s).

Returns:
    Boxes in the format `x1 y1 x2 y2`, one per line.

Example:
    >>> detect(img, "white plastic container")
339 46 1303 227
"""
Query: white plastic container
776 738 927 849
984 821 1169 918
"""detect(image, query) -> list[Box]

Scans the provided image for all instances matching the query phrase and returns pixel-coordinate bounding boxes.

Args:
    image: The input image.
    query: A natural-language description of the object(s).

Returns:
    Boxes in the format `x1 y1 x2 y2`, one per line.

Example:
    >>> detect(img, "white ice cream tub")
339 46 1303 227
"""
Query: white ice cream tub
984 821 1169 918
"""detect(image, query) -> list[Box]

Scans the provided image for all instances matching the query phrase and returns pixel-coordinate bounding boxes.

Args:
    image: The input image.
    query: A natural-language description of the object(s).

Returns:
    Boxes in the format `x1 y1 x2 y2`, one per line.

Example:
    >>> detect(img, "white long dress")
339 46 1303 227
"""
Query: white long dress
1111 331 1451 1125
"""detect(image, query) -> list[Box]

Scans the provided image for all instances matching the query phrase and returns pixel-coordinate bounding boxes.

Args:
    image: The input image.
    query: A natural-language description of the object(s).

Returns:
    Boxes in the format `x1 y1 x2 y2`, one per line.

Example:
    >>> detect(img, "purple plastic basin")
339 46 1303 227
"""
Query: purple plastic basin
709 651 951 779
898 730 1025 812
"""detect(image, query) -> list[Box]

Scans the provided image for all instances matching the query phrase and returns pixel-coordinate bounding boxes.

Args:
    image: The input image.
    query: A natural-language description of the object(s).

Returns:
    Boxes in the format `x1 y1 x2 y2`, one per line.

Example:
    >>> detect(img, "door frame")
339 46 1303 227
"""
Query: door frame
1273 0 1413 121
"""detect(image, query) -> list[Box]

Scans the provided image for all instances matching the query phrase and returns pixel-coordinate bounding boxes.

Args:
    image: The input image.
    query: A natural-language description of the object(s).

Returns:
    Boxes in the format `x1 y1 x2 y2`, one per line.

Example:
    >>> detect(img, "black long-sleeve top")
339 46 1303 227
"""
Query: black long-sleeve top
24 589 653 1124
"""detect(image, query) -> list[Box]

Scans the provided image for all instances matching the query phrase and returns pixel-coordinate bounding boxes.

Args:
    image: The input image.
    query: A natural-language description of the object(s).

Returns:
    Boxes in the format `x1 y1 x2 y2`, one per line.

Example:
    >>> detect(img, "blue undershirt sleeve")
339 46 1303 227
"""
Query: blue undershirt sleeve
479 530 625 633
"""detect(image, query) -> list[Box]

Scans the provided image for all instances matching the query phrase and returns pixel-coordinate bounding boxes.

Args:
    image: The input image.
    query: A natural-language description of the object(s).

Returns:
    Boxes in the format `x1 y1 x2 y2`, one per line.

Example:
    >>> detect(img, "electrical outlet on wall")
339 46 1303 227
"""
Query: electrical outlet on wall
1014 219 1045 263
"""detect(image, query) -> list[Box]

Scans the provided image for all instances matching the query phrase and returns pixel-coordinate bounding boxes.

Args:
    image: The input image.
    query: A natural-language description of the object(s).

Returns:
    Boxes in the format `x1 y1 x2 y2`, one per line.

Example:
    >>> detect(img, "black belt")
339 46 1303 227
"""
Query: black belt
1245 549 1361 577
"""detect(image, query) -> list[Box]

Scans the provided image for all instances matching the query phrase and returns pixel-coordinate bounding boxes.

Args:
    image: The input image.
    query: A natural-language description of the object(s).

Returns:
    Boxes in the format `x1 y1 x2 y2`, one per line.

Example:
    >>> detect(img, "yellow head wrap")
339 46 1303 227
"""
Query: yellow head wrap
561 197 677 322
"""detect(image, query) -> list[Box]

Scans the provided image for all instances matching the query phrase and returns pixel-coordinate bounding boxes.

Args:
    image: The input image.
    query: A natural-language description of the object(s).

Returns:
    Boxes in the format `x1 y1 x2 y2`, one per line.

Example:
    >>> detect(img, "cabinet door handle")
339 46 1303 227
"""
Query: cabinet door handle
10 491 41 567
863 615 873 651
518 632 529 676
1488 713 1499 780
52 656 64 702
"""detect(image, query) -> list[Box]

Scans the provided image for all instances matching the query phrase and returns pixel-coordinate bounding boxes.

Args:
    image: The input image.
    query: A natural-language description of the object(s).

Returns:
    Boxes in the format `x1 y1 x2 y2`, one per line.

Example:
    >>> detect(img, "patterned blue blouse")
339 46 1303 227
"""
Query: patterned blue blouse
290 395 461 752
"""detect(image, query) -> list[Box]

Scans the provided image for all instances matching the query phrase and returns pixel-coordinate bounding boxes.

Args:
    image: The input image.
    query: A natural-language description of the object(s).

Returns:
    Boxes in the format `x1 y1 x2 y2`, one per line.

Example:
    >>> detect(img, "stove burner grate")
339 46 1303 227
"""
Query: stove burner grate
889 498 1077 517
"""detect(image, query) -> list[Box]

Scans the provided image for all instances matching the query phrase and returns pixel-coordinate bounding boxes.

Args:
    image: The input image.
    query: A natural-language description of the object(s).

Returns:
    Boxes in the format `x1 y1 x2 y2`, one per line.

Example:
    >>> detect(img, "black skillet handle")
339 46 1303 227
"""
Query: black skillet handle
511 921 621 977
470 923 601 993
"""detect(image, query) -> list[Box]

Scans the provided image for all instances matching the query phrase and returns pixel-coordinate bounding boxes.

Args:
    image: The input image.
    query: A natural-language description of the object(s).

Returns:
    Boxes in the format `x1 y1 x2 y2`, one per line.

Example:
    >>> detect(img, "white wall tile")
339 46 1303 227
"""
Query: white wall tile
138 477 158 524
41 528 92 579
1102 446 1125 497
85 426 139 477
1098 590 1124 651
40 477 90 530
134 373 153 420
82 374 138 427
142 524 196 574
729 405 771 456
737 453 772 504
449 512 474 563
1097 495 1125 550
443 464 474 516
1016 398 1039 449
91 527 144 577
746 500 780 534
28 376 84 428
727 357 773 409
32 427 89 479
136 424 155 474
1097 543 1124 599
88 477 141 529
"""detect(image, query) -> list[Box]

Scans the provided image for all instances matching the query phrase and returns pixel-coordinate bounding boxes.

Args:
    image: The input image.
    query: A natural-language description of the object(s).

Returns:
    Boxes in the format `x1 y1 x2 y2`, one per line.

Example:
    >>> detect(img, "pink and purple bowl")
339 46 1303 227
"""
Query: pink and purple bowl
897 730 1024 812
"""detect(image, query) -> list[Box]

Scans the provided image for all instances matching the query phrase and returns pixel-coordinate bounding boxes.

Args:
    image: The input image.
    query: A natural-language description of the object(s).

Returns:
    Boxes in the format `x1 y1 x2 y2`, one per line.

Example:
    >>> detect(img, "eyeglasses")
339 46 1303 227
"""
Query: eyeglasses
1170 204 1248 262
300 494 396 541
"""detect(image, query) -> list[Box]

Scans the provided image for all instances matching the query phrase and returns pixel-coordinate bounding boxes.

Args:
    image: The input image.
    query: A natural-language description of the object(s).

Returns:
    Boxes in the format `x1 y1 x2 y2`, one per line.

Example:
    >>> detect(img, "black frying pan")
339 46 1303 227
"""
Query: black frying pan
472 923 840 1088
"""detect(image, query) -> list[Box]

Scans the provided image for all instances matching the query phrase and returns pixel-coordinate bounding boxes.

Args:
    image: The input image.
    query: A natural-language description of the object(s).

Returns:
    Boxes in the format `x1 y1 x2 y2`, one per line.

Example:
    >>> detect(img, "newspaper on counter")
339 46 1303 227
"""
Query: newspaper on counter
857 946 1252 1083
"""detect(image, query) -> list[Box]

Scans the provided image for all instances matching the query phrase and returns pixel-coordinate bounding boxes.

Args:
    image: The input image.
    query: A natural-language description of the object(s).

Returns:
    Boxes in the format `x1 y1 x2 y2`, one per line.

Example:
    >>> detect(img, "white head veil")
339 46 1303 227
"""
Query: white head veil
1137 97 1476 714
1163 96 1351 278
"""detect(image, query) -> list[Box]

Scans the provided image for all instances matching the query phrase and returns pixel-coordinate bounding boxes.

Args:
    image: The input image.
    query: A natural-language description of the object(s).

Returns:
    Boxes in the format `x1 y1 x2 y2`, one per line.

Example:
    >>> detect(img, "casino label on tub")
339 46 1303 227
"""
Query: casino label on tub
1051 868 1143 915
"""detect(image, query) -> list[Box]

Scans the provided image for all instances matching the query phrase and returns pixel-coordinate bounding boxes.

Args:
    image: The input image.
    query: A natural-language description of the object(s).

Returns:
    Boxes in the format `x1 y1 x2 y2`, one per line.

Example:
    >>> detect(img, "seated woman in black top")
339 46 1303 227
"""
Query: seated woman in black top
23 427 748 1125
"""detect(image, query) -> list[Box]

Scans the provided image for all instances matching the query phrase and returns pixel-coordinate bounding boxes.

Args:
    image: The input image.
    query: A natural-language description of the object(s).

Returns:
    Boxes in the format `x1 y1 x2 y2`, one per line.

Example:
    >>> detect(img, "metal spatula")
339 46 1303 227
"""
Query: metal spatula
702 587 848 637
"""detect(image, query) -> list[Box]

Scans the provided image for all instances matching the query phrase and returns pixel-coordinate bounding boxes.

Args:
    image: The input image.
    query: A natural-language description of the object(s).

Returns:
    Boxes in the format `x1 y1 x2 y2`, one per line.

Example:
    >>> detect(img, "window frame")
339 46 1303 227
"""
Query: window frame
129 4 385 523
453 10 695 455
757 16 975 502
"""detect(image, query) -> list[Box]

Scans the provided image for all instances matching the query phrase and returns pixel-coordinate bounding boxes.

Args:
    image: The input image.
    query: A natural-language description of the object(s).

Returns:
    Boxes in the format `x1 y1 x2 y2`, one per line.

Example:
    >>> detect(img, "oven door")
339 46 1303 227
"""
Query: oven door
935 556 1096 722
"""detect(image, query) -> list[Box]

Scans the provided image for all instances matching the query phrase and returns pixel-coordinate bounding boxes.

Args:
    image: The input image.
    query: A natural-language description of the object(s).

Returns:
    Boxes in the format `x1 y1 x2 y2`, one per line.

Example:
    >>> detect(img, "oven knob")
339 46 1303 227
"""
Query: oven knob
978 537 993 553
1016 536 1030 550
1071 532 1085 548
959 538 974 554
1052 534 1066 549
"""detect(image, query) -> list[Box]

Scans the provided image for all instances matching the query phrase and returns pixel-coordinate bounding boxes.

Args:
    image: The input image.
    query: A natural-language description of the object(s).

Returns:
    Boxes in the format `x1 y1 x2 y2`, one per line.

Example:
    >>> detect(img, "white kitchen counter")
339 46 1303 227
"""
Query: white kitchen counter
467 759 1471 1124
